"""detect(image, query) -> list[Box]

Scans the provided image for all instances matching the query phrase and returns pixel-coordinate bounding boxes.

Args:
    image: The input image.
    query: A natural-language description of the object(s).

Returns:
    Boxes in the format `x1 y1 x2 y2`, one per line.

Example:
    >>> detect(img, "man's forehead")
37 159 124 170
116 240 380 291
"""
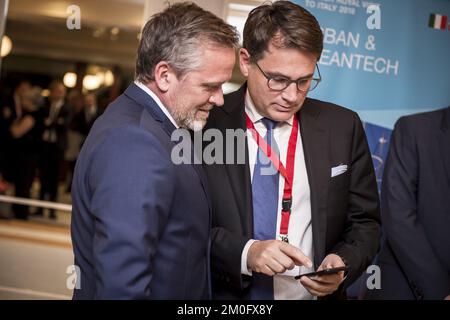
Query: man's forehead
258 51 316 78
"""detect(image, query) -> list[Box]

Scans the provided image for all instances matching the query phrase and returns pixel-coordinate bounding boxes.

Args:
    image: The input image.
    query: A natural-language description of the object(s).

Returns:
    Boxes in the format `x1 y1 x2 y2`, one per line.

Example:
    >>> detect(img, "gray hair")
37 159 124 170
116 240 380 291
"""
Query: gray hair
135 2 239 83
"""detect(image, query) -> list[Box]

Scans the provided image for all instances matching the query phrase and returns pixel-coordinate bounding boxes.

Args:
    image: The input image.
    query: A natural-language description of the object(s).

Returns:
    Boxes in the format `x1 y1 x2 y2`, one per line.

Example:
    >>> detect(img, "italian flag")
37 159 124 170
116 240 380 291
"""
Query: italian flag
428 13 448 30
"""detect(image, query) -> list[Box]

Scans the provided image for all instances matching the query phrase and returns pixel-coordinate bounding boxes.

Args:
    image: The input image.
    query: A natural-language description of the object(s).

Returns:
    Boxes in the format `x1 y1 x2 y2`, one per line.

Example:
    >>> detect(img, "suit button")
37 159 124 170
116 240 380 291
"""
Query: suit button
410 282 423 299
417 289 424 300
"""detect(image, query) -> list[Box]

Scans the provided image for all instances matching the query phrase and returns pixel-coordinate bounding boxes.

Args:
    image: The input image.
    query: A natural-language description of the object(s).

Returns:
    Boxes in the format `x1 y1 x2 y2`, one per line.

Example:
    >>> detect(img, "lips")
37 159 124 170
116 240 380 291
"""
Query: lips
200 105 213 112
196 108 211 119
198 105 214 116
273 103 293 112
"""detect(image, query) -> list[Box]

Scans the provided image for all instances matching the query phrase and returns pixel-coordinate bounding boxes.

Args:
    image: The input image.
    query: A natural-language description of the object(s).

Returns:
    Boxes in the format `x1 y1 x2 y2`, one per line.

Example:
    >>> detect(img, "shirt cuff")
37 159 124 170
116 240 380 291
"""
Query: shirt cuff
241 239 258 276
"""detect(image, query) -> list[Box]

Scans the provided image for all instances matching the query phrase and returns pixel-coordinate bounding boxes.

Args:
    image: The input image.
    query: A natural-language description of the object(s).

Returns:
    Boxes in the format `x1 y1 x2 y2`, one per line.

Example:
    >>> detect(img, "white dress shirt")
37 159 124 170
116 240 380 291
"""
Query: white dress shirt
134 81 179 129
241 91 316 300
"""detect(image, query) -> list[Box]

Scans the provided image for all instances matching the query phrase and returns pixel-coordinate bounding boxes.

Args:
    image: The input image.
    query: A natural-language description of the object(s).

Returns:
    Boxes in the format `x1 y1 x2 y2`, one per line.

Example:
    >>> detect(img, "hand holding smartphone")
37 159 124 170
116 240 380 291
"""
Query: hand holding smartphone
294 266 348 279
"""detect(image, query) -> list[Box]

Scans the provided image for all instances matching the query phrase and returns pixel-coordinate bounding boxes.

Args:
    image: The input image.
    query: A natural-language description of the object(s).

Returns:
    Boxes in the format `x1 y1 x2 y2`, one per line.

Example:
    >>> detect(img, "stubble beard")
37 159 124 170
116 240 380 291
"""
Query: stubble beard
171 104 209 132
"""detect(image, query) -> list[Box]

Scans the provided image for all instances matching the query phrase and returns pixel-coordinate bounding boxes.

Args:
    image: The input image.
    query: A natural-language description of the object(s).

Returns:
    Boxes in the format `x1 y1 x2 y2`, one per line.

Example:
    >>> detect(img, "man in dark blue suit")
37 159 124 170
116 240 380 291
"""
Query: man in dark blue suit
365 106 450 300
70 3 238 299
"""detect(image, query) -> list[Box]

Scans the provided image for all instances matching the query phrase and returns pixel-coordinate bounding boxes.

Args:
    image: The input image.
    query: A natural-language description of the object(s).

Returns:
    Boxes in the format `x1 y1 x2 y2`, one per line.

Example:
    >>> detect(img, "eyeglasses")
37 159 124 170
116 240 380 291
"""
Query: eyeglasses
254 61 322 92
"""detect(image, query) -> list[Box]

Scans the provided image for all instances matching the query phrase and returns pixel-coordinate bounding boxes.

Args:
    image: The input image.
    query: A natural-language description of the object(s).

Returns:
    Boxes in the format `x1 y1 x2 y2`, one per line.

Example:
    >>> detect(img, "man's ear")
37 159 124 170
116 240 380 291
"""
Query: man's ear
153 61 174 92
239 48 251 77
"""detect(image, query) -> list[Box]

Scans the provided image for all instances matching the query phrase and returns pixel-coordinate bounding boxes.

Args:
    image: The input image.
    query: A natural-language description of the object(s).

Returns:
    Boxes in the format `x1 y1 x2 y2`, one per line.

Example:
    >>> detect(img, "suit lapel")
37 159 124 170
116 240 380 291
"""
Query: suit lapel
220 88 333 249
124 83 177 137
438 107 450 185
220 86 254 236
191 134 213 215
299 100 329 267
125 83 212 213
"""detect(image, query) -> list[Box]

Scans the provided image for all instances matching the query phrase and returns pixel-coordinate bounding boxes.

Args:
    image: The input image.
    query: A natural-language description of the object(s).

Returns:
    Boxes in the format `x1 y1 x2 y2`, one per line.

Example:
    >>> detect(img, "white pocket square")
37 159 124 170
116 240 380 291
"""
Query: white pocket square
331 164 348 178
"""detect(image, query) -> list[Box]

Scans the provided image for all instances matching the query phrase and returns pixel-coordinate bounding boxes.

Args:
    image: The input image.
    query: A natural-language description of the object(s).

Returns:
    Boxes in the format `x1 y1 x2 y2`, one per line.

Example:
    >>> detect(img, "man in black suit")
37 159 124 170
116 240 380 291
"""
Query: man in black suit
204 1 380 300
80 94 101 135
365 107 450 300
37 80 70 219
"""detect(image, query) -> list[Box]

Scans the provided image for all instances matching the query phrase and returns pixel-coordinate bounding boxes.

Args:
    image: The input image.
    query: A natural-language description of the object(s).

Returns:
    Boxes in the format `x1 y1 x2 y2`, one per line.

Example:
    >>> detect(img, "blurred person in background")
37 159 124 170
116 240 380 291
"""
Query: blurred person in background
36 80 70 219
9 86 44 220
81 93 101 136
65 92 101 192
64 90 85 193
1 80 32 184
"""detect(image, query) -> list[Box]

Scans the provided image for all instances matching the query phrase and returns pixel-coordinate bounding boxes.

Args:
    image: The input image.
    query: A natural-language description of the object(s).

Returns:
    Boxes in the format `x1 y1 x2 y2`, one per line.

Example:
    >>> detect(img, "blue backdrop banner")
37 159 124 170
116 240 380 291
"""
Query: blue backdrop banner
295 0 450 129
291 0 449 297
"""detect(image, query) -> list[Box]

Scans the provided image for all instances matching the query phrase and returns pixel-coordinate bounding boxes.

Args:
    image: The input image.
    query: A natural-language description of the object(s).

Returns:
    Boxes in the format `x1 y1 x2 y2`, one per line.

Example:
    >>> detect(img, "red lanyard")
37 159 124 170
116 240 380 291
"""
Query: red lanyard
245 113 299 242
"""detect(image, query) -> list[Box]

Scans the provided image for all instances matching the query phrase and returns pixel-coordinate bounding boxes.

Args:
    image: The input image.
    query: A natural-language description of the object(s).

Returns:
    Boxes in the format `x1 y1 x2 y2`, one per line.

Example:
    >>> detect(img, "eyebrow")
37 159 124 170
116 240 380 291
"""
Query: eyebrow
266 71 315 81
201 82 223 88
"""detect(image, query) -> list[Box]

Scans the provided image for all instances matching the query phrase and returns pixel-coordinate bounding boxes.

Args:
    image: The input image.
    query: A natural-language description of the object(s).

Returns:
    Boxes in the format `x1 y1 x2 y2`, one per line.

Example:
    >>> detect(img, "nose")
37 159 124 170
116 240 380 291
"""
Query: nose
281 82 299 103
209 88 224 107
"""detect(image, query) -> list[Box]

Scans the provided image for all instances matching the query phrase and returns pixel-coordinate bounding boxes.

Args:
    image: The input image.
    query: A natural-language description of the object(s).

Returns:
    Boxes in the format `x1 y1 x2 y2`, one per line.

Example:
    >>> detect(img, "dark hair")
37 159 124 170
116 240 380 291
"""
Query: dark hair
136 2 239 83
243 1 323 62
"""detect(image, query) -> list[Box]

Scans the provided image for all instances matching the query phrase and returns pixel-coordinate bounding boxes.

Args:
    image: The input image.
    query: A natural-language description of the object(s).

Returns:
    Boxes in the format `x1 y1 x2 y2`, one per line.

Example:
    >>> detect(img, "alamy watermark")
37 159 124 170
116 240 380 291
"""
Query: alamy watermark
366 5 381 30
66 5 81 30
366 264 381 290
66 265 81 290
171 128 279 176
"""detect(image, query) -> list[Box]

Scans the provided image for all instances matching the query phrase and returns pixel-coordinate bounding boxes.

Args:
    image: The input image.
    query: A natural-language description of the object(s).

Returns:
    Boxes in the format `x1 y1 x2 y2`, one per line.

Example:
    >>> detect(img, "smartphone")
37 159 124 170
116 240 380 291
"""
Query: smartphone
294 266 348 279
